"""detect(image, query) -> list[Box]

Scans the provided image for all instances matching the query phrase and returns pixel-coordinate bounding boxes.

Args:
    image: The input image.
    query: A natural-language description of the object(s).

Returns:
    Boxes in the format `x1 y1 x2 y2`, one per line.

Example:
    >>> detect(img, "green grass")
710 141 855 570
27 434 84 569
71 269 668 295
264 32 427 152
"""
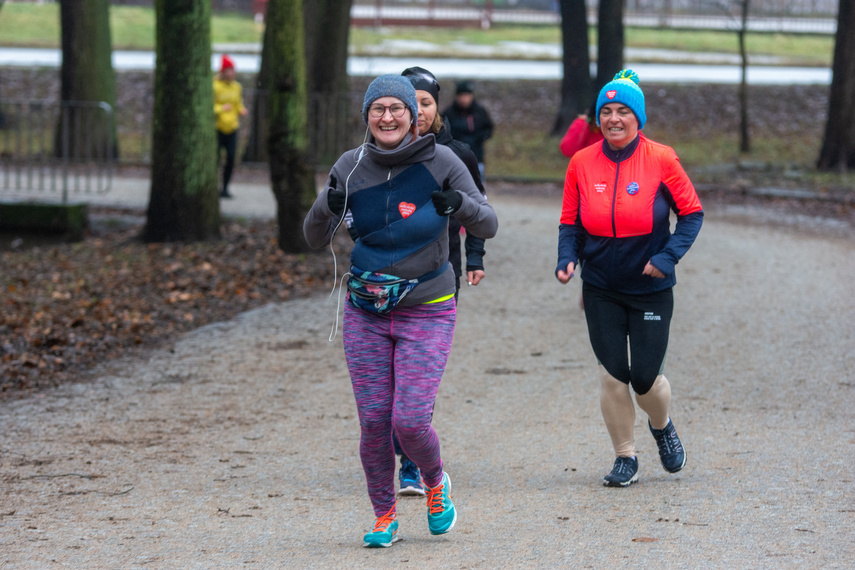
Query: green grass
0 4 833 67
351 24 563 48
624 29 831 64
486 110 826 183
0 2 61 48
0 4 262 50
486 130 825 183
352 24 832 66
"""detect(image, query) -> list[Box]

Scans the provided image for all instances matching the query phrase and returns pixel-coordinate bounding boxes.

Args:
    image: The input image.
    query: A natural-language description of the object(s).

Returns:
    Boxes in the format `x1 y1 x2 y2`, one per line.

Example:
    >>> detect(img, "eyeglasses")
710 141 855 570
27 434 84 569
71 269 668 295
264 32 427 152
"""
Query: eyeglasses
369 103 408 118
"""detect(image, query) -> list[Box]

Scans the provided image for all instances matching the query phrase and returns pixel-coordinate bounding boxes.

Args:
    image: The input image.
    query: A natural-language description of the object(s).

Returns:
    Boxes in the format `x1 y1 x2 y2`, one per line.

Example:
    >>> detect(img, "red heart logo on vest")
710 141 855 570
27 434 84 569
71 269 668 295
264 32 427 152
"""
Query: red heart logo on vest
607 90 617 99
398 202 416 218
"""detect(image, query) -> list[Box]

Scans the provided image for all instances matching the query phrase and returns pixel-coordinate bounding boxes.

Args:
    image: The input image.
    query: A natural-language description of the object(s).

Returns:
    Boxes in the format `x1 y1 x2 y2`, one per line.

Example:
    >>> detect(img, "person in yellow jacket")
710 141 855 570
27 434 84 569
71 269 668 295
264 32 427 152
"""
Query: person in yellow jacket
213 54 248 198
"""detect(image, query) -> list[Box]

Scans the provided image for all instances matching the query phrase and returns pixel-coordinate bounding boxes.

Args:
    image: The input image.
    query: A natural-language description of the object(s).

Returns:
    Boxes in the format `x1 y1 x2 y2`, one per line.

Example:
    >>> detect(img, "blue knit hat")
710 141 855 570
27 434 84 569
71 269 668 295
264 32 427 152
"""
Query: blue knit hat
362 74 418 126
596 69 647 129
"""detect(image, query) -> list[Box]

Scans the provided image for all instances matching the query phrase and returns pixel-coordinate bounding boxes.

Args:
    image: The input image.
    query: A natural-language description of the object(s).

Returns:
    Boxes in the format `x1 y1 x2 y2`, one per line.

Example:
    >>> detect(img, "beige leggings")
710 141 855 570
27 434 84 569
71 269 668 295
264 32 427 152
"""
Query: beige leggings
599 365 671 457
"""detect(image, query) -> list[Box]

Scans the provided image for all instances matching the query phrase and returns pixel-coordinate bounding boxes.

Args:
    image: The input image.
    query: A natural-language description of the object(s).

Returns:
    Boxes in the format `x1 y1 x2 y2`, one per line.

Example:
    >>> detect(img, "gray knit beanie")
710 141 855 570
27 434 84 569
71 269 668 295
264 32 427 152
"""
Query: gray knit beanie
362 74 418 126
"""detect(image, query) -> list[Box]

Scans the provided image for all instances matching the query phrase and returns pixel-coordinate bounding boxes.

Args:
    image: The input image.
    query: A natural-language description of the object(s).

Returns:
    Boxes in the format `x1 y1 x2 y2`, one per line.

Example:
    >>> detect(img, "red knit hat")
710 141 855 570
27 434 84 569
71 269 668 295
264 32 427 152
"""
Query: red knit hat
220 54 235 72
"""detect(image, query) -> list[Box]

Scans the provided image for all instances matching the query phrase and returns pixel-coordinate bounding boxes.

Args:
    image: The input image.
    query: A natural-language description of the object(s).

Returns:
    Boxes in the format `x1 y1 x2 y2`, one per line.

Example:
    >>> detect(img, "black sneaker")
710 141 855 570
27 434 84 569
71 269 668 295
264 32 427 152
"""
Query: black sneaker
649 418 687 473
603 456 639 487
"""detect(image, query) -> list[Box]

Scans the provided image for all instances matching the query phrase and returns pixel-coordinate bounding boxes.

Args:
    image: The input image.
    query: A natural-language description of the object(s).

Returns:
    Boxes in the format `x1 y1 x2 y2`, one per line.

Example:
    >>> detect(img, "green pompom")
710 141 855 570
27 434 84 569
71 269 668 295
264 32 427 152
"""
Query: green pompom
613 69 640 85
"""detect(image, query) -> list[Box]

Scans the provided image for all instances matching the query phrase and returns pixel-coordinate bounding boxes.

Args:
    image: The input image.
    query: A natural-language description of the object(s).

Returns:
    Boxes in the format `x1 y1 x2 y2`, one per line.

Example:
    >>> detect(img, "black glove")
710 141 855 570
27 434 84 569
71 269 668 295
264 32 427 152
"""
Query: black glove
431 178 463 216
326 176 346 216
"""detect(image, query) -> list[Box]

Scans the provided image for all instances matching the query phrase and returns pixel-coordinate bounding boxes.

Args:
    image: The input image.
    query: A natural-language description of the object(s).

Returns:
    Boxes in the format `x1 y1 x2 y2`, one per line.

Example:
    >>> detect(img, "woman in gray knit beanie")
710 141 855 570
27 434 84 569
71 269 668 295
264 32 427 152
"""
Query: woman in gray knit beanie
303 74 498 548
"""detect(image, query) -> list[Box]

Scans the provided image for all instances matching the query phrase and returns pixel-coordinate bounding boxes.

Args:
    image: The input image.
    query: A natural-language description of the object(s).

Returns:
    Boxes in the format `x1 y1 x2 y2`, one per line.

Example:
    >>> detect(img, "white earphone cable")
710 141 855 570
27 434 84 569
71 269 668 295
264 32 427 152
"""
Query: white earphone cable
327 127 370 342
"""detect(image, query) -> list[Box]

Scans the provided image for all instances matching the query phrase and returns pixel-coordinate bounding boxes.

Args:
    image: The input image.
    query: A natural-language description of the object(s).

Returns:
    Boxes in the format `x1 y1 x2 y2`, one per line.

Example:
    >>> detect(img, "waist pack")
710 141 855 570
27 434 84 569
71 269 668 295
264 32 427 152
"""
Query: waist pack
346 263 448 314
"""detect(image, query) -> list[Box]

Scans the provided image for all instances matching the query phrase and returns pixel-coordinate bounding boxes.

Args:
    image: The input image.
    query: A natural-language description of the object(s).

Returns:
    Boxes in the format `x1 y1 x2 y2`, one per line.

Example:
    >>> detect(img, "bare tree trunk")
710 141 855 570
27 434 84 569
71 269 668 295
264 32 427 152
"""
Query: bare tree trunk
304 0 353 96
595 0 625 91
56 0 118 160
143 0 219 243
738 0 750 153
0 0 5 128
552 0 593 136
263 0 315 253
242 49 271 163
817 0 855 172
245 0 353 165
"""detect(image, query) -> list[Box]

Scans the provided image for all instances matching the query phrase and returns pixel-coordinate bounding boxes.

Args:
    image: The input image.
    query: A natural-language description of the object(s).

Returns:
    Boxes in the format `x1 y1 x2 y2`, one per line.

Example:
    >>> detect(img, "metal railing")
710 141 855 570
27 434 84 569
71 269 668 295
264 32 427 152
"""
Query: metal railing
351 0 839 33
0 99 115 202
0 91 367 185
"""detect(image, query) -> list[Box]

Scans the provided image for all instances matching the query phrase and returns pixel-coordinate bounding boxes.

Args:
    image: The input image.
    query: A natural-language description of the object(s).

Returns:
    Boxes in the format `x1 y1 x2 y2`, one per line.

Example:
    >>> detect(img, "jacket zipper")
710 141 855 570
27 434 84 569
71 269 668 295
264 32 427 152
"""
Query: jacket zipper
386 167 394 271
610 160 621 289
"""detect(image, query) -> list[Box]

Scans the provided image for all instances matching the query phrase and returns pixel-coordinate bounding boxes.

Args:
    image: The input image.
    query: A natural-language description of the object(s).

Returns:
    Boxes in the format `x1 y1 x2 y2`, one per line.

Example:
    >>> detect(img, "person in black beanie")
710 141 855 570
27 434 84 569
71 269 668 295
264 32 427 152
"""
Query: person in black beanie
401 67 488 297
442 80 494 179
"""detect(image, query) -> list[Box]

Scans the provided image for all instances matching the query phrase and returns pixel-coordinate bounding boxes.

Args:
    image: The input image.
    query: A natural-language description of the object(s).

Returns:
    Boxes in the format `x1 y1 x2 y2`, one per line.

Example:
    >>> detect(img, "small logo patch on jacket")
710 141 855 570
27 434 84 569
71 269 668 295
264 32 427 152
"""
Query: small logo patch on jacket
398 202 416 218
627 181 639 195
595 182 608 193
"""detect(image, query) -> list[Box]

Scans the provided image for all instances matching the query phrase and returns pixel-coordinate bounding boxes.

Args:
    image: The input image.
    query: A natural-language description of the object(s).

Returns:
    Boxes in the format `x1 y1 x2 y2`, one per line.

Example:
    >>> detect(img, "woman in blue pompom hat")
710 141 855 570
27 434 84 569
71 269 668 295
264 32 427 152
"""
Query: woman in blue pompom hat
555 69 704 488
303 74 497 547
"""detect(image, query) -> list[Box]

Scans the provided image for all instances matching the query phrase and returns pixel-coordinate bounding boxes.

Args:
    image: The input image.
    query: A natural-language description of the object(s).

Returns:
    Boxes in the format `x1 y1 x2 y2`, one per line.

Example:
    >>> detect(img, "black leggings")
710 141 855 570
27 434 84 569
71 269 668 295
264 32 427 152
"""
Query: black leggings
582 282 673 395
217 130 237 192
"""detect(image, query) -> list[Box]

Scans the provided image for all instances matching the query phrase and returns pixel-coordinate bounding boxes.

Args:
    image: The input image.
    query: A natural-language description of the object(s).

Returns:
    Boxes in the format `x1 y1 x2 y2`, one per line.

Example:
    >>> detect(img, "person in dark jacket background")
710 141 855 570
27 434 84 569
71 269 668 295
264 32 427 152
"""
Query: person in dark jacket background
442 80 494 179
556 69 703 489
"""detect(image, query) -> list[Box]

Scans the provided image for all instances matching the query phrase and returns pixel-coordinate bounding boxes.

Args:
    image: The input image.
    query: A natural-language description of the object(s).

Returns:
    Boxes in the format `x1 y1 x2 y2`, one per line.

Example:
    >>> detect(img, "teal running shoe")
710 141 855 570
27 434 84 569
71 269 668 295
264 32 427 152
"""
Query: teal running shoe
425 471 457 535
363 507 399 548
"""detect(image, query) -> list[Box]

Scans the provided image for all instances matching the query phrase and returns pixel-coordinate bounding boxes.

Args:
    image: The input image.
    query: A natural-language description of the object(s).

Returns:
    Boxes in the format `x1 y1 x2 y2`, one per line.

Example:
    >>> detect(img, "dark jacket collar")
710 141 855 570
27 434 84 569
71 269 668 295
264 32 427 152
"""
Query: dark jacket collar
602 133 641 163
435 121 454 146
365 131 436 167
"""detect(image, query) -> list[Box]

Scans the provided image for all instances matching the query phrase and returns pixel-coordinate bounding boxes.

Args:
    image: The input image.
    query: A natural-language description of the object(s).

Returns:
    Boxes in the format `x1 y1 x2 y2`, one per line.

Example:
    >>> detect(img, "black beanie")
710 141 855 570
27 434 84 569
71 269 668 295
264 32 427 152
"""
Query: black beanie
455 80 474 95
401 66 441 106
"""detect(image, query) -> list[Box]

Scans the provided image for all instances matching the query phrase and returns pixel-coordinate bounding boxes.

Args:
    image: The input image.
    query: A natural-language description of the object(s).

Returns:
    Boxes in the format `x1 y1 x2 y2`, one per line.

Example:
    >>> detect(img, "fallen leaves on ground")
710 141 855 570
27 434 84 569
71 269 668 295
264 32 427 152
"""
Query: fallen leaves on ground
1 213 348 398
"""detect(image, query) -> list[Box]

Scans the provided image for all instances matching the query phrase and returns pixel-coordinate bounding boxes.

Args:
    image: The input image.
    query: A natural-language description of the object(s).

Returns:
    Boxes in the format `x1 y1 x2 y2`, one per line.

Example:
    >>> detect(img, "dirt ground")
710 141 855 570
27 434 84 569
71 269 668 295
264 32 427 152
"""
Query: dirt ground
1 192 854 568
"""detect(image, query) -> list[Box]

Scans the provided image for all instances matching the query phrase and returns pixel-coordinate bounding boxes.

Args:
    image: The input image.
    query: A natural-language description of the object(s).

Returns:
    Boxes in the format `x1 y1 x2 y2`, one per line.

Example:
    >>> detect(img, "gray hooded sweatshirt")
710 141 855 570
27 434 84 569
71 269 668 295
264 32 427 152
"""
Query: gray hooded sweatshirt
303 132 498 306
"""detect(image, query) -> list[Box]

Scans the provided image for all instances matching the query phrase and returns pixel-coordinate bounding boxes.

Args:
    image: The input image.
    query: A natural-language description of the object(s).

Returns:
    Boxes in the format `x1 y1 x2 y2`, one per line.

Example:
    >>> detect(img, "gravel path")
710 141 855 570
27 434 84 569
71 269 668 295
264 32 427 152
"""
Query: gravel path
1 193 854 568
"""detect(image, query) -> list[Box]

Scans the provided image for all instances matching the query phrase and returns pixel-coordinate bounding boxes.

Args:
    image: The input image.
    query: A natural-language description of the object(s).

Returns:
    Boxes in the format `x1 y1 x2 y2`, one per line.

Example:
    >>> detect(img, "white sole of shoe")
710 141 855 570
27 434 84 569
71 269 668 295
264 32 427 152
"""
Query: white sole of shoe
429 509 457 535
363 535 401 548
603 472 639 487
664 452 687 474
398 485 426 496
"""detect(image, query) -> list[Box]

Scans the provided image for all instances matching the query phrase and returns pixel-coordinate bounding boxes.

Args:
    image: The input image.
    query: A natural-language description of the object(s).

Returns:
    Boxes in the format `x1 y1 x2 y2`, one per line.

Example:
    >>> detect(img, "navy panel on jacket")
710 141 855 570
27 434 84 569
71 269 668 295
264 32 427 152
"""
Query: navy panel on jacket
349 163 448 272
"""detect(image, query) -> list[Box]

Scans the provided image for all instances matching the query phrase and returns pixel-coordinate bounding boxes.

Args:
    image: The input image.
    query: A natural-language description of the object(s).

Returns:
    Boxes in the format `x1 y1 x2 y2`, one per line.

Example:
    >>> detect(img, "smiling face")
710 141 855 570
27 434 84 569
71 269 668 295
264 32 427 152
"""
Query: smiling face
367 96 414 150
599 103 639 150
414 89 438 136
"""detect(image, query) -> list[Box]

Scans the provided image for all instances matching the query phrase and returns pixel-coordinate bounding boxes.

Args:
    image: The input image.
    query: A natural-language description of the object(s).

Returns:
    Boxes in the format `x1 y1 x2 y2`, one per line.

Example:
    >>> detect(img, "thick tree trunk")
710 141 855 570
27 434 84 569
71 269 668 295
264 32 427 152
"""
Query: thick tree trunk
0 1 5 128
595 0 625 92
143 0 219 243
738 0 750 154
243 56 270 163
263 0 315 253
57 0 118 160
552 0 593 136
817 0 855 171
304 0 353 96
245 0 353 164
